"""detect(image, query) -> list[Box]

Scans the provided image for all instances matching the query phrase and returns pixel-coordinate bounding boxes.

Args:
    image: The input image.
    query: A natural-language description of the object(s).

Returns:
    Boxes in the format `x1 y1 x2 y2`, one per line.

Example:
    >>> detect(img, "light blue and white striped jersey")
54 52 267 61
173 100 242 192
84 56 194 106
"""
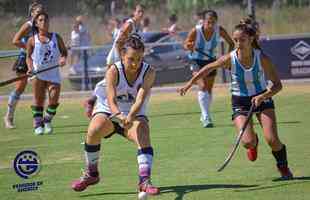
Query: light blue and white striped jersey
188 24 220 61
230 49 267 97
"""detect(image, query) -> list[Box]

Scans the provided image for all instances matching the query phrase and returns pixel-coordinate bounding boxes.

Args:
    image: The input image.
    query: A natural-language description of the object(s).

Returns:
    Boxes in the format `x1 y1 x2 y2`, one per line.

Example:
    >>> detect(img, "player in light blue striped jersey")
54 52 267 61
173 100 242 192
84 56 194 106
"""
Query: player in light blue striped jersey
184 10 234 128
178 22 293 180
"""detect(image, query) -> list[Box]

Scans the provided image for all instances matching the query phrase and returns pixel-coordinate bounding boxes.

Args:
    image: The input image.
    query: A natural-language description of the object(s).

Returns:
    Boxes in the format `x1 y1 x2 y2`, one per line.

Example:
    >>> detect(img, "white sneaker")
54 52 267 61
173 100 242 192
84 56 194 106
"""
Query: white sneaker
4 115 15 129
44 123 53 134
200 117 214 128
34 126 44 135
202 119 214 128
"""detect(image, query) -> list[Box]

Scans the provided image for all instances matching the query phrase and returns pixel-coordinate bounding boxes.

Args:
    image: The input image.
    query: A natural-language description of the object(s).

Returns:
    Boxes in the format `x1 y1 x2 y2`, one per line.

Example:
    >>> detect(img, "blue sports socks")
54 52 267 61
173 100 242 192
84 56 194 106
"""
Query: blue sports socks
137 147 153 184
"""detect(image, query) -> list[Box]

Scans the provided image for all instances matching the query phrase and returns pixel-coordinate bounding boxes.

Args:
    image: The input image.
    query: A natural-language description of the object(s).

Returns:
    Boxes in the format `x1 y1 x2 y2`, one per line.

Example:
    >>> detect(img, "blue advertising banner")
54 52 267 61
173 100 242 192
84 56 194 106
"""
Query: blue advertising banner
260 35 310 79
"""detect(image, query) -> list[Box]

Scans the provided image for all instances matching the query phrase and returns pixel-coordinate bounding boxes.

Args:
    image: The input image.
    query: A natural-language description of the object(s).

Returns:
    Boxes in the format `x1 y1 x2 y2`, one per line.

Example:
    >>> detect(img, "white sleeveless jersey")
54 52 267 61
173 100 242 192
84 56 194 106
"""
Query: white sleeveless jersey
32 33 61 83
106 18 140 65
188 24 220 61
94 61 151 116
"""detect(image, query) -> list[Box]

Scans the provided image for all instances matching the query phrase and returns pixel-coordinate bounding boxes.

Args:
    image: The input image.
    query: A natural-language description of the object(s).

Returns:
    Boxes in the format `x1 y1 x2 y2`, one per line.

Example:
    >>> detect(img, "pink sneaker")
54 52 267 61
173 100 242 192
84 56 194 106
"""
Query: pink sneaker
138 180 160 195
71 171 100 192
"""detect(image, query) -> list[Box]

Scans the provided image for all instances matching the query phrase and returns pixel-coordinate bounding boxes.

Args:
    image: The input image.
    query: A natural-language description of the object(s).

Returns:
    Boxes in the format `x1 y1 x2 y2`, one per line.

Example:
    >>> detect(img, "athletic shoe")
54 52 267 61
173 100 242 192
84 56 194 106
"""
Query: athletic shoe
4 115 15 129
277 166 293 180
34 126 44 135
201 118 214 128
247 134 259 161
138 179 160 195
83 98 96 119
44 123 53 134
71 171 100 192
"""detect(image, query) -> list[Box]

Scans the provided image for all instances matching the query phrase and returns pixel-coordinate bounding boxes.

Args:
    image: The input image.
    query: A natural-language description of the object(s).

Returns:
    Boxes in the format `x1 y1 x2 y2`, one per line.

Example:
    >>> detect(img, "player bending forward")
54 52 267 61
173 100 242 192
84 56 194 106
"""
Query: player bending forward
71 34 160 195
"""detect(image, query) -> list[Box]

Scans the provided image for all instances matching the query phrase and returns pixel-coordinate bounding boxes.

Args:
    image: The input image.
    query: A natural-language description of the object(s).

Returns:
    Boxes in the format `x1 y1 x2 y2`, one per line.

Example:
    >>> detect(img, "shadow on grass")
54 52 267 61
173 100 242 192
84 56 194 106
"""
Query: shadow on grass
54 130 86 135
272 176 310 182
236 176 310 192
79 183 258 199
53 123 89 129
80 191 136 198
149 110 224 118
159 183 258 200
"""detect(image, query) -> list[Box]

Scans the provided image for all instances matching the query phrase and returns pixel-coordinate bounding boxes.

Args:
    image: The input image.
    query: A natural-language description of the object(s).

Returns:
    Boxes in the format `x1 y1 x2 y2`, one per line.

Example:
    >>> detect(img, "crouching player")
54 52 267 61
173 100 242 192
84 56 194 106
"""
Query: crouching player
71 34 160 195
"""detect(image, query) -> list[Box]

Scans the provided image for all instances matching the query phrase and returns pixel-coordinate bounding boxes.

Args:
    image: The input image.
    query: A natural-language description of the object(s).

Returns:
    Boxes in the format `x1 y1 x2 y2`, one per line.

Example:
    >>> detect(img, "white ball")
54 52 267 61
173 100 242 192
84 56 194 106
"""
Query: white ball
138 191 148 200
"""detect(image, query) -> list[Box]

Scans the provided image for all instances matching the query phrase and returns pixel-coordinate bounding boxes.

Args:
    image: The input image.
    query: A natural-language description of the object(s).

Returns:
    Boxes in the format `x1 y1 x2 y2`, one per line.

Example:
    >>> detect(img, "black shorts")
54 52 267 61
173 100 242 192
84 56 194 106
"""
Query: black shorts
93 112 149 139
231 93 275 120
12 52 28 74
190 59 217 77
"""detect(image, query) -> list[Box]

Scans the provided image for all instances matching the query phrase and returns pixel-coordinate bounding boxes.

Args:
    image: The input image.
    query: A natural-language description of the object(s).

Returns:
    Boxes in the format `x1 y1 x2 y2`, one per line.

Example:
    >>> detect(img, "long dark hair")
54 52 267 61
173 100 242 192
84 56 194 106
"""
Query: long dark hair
122 33 145 53
234 23 261 50
28 2 44 18
239 17 261 49
205 9 218 20
32 11 49 34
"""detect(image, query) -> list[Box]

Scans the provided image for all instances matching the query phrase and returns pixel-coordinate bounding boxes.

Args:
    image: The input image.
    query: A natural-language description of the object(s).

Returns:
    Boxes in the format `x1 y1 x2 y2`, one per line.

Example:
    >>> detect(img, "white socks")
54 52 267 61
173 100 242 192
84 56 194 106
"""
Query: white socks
197 90 212 121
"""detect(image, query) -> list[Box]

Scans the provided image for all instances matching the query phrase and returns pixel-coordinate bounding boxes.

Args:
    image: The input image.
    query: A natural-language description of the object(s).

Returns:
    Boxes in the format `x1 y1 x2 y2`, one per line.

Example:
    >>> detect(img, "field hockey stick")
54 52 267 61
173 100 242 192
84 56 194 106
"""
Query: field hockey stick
0 65 60 87
217 103 255 172
109 112 124 127
194 48 216 60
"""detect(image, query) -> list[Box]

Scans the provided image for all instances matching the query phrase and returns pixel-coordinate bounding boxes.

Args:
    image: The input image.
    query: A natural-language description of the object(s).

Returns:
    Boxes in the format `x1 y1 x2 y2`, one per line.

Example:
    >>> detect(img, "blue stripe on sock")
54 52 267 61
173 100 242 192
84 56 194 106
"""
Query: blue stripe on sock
137 147 153 156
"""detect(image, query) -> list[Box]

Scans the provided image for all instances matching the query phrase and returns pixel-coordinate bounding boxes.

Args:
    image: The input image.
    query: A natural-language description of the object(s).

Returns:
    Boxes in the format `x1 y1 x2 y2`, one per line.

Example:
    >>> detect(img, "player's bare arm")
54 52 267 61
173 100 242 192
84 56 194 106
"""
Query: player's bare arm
105 65 121 115
183 28 196 51
115 22 133 55
178 53 231 96
26 36 35 73
56 33 68 66
252 54 283 107
220 26 235 52
127 67 155 124
12 22 32 49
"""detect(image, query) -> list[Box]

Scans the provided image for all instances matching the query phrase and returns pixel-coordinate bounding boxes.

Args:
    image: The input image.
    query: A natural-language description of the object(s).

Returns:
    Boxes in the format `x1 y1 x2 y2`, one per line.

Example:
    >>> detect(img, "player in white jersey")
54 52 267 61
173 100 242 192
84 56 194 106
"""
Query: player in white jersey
26 11 67 135
184 10 234 128
72 34 160 195
178 23 293 180
83 4 145 118
3 3 44 129
106 4 144 65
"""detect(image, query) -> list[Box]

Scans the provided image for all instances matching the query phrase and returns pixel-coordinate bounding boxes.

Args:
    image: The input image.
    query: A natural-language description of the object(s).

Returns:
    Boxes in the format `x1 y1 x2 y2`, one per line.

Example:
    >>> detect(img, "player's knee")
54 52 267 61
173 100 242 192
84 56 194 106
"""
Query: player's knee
87 124 103 138
241 137 256 148
265 137 281 148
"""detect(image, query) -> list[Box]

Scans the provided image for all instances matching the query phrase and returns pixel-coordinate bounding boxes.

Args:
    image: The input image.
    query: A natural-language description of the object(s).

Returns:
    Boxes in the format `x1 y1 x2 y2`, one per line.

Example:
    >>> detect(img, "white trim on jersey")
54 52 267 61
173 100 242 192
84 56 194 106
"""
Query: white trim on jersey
230 49 267 97
189 24 220 61
94 61 150 116
32 32 61 84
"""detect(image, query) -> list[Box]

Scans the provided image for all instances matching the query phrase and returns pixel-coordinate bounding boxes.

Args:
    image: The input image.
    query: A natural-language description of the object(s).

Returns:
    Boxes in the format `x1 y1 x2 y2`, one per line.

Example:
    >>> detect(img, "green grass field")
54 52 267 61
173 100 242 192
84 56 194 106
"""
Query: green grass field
0 83 309 200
